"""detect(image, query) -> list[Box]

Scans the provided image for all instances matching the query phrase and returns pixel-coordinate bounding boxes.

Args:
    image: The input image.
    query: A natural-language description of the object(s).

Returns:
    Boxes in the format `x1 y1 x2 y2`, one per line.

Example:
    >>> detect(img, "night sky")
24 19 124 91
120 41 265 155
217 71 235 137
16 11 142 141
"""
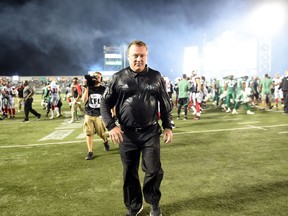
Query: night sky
0 0 287 80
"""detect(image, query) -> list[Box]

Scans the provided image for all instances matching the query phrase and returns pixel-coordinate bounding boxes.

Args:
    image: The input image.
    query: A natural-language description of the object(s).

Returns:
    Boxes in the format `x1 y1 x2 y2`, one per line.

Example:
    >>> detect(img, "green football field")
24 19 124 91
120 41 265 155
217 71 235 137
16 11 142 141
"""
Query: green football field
1 95 288 216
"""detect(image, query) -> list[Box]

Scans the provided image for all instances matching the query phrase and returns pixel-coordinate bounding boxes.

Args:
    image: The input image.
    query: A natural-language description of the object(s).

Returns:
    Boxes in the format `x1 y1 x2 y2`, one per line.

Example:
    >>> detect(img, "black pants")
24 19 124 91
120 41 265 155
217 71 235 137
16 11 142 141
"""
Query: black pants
24 98 40 120
119 124 163 211
177 97 189 116
283 91 288 113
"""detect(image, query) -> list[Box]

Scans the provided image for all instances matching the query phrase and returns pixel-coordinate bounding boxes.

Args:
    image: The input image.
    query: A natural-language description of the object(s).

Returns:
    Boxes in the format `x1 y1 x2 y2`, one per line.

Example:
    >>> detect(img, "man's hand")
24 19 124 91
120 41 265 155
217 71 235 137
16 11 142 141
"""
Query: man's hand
163 128 173 144
109 126 124 144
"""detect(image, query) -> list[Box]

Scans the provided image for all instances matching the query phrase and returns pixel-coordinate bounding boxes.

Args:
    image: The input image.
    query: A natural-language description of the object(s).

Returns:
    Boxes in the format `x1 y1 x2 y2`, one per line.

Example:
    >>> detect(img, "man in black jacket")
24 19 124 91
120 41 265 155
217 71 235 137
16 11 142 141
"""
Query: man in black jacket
22 80 41 122
279 70 288 115
101 40 173 216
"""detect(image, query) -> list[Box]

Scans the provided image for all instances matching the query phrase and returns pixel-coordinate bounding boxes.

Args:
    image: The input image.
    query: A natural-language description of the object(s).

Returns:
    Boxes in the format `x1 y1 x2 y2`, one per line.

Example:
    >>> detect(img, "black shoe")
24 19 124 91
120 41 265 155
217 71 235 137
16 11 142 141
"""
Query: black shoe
103 140 110 151
85 152 93 160
22 119 29 122
150 205 162 216
37 114 41 119
126 206 143 216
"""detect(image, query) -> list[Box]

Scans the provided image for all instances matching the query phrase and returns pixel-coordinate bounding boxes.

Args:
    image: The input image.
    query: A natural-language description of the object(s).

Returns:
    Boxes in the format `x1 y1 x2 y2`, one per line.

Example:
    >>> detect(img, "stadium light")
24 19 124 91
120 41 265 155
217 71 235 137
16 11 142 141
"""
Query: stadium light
250 3 285 35
202 31 257 77
182 31 258 79
249 3 286 74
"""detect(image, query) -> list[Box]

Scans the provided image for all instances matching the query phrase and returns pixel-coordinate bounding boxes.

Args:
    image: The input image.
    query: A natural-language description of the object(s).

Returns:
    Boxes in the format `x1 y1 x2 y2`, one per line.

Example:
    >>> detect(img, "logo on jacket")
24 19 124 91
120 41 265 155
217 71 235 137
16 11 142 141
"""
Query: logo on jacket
122 84 129 89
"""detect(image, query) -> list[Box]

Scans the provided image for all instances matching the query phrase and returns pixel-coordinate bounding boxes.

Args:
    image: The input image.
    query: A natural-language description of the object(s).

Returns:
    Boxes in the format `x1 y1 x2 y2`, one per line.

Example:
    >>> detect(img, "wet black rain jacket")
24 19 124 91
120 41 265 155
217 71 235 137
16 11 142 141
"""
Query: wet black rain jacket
100 66 172 131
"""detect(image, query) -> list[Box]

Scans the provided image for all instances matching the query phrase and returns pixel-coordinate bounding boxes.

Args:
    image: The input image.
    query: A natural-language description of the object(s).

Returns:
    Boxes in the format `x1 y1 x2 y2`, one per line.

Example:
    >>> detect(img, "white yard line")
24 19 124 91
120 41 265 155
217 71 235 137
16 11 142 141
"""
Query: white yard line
237 121 260 124
1 123 288 149
278 131 288 134
246 125 267 131
38 129 75 141
0 139 102 149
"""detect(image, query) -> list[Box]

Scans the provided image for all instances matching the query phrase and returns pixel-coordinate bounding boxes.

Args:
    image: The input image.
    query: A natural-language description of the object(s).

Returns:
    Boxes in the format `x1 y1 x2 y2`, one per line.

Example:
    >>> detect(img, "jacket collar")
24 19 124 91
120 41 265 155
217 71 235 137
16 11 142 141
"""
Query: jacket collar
128 65 148 77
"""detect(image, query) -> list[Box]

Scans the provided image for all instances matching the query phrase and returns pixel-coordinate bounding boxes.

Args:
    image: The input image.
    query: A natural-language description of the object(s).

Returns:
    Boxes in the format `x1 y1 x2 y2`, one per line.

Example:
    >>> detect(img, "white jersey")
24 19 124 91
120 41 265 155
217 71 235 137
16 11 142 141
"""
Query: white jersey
2 85 13 97
49 83 60 106
191 75 201 93
273 77 283 99
0 85 3 99
2 85 15 108
273 77 282 90
50 83 59 95
163 77 172 94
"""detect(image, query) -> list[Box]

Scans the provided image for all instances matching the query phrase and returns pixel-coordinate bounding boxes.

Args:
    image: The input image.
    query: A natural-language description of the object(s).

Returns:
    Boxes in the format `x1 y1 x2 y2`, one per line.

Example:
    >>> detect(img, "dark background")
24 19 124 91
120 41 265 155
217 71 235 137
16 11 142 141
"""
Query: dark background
0 0 287 80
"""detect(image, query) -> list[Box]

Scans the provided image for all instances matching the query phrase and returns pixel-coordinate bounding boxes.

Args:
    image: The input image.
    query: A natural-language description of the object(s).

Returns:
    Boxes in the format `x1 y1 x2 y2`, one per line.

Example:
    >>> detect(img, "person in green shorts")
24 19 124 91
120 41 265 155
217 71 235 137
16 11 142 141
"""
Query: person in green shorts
260 74 273 109
224 75 236 113
231 76 255 115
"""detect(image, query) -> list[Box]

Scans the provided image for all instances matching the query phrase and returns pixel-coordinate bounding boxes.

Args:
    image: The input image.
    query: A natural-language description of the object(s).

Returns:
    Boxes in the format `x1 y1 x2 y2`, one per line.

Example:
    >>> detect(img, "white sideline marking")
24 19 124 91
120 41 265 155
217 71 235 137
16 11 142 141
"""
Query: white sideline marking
77 133 86 139
55 124 82 130
1 123 288 149
237 121 260 125
278 131 288 134
169 124 288 135
0 139 102 149
38 130 74 141
246 125 267 131
263 124 288 128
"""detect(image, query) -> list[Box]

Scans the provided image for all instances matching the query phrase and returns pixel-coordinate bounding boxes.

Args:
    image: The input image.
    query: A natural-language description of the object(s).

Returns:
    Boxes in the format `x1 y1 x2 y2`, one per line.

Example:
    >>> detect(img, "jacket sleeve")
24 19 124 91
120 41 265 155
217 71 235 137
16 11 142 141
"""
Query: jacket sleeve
100 76 118 131
158 76 173 130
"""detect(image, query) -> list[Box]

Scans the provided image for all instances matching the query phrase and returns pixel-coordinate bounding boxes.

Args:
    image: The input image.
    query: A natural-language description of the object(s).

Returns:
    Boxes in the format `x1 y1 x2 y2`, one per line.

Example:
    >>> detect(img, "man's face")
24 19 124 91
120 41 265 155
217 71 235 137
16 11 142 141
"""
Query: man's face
128 45 148 72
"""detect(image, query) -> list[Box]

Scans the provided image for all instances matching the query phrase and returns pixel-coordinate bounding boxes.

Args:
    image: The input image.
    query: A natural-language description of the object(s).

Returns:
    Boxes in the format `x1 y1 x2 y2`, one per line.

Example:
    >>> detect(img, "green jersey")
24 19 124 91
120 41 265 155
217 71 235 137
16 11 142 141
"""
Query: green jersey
178 79 190 98
226 79 236 93
236 78 244 94
261 78 273 94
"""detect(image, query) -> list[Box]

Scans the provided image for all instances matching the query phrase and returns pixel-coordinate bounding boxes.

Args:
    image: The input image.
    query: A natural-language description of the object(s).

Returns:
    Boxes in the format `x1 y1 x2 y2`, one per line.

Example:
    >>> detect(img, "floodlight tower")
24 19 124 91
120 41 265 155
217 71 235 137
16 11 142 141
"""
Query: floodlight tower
250 3 285 75
258 34 271 74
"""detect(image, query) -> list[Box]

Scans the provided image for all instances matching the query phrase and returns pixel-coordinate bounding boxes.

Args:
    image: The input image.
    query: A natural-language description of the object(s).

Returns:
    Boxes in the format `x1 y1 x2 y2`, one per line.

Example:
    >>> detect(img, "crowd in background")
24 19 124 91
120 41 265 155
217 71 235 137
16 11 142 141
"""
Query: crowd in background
164 70 288 120
1 70 288 121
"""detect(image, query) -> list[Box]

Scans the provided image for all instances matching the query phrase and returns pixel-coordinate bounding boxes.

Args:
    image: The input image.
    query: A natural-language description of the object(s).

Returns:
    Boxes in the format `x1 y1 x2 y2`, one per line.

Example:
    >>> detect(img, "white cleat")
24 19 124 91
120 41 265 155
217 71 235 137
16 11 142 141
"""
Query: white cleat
232 109 238 115
191 106 197 115
226 108 231 113
247 110 255 115
221 104 227 111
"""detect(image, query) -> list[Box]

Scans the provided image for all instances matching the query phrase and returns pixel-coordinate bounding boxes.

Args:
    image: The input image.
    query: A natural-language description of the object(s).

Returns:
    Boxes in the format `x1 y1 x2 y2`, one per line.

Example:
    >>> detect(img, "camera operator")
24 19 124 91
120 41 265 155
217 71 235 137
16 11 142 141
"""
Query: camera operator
82 72 110 160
